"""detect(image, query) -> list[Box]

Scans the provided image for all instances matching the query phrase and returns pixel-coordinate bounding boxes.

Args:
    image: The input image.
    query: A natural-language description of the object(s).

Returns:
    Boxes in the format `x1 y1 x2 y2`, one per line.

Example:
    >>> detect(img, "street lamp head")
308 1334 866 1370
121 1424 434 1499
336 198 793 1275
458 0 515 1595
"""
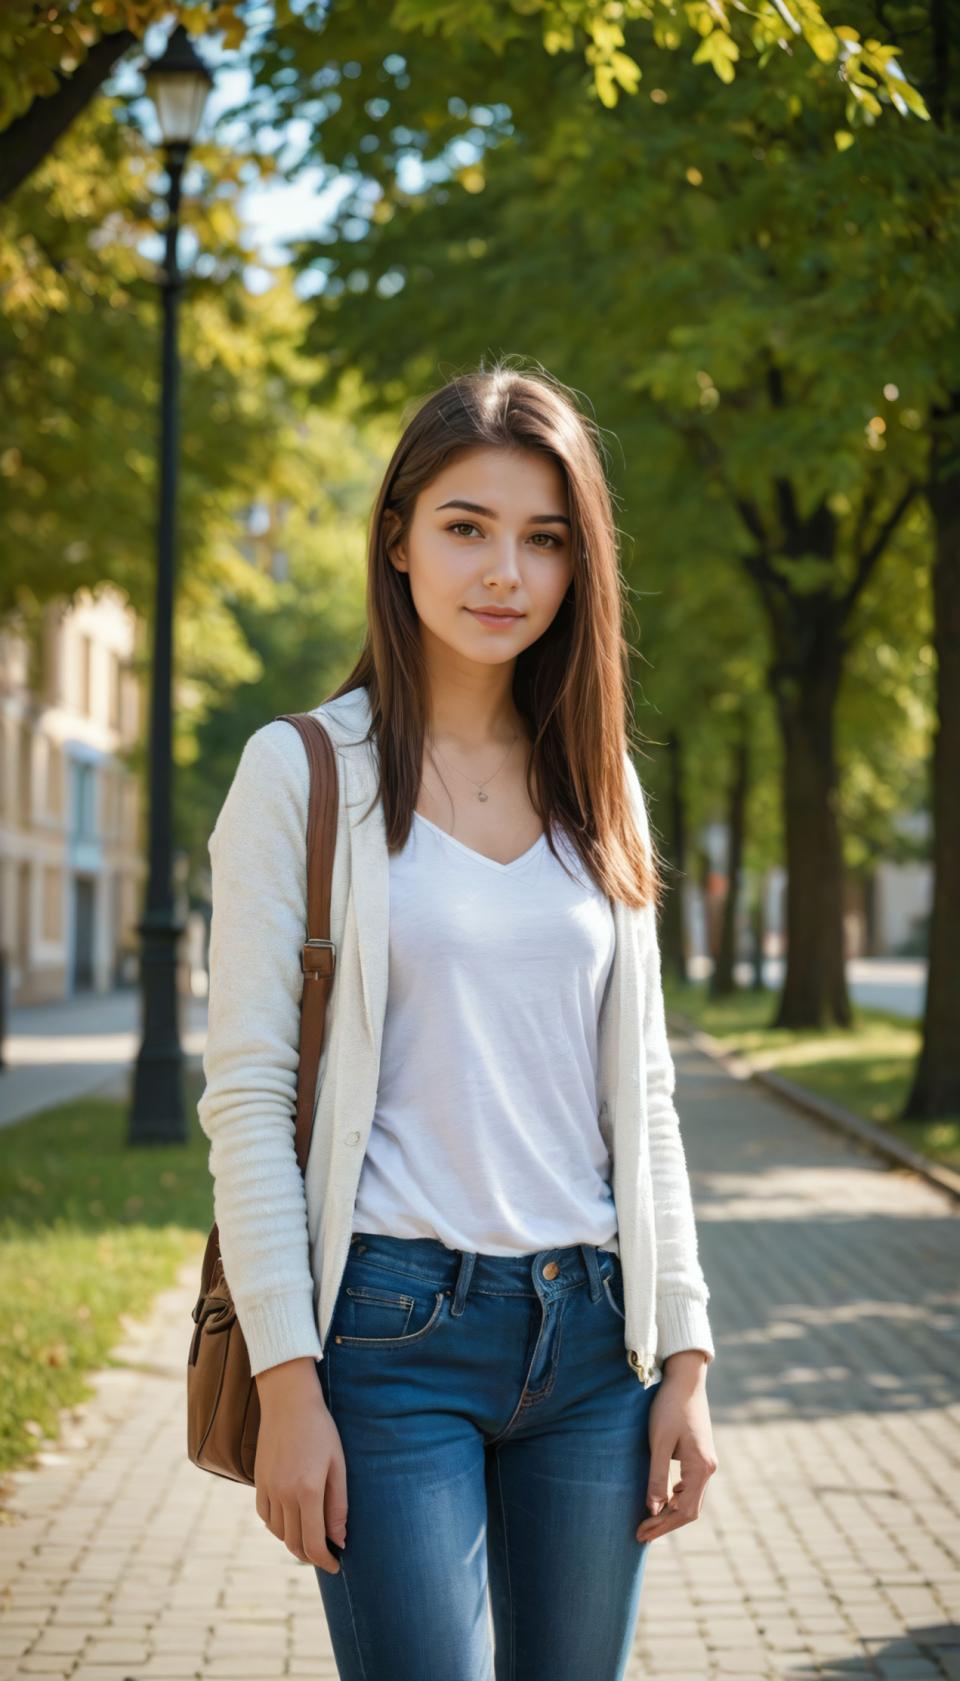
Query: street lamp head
144 24 214 151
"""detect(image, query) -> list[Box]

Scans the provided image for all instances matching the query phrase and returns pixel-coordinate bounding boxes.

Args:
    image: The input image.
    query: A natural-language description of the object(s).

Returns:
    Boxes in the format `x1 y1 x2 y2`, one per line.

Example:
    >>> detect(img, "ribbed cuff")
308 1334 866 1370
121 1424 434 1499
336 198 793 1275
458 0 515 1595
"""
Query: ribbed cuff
236 1285 324 1379
656 1293 716 1365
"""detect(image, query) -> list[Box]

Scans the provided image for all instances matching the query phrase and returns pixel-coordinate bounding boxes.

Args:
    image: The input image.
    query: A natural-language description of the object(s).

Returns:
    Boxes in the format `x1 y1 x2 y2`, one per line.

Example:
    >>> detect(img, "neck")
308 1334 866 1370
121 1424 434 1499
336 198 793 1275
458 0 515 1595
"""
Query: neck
423 680 528 751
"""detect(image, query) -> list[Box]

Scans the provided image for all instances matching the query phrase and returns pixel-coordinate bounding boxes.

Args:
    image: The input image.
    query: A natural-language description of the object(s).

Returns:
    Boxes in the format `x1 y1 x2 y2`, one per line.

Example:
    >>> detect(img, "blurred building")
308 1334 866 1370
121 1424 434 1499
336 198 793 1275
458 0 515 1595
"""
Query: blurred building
867 813 932 957
0 586 145 1005
692 821 932 967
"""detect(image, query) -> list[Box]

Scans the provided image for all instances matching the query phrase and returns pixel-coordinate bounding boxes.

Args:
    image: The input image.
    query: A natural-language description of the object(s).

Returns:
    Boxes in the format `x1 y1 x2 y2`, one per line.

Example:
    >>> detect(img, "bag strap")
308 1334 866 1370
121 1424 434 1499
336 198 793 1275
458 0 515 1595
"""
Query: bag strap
273 712 339 1174
201 713 338 1299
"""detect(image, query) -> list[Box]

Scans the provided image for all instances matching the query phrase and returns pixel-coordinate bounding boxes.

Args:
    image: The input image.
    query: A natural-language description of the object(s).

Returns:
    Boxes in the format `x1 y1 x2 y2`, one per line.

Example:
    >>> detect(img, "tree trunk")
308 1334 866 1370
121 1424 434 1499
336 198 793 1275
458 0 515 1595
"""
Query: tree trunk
862 868 878 957
0 29 136 204
659 732 688 985
711 724 749 998
750 876 767 992
904 392 960 1116
733 457 917 1032
769 625 852 1028
697 843 715 977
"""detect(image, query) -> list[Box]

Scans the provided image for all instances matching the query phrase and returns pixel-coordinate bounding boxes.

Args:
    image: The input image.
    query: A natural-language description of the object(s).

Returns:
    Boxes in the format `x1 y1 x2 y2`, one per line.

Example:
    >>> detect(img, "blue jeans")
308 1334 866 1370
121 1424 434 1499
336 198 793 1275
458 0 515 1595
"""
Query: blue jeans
314 1230 663 1681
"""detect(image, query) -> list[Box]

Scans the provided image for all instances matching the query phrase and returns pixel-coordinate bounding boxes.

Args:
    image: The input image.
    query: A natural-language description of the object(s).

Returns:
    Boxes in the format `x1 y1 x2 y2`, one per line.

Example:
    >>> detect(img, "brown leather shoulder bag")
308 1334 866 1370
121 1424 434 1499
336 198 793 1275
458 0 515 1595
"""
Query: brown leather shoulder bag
187 712 339 1484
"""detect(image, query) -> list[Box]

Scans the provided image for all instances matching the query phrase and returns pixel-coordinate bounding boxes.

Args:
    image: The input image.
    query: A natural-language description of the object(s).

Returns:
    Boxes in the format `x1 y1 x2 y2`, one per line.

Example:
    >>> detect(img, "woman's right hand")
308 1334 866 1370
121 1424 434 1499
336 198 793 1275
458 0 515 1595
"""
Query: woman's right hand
253 1357 347 1575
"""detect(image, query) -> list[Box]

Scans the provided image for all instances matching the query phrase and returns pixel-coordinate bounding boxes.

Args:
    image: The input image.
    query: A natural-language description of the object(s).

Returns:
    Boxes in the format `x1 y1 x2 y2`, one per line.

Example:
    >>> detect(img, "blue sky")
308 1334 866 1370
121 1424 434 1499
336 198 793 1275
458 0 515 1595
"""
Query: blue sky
116 18 351 292
110 16 456 298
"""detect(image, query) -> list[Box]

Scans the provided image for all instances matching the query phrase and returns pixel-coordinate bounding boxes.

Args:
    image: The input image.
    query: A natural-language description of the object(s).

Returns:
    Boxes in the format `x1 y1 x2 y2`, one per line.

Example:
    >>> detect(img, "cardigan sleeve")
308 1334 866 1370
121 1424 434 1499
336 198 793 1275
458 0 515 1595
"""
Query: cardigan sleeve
197 721 324 1378
624 752 716 1368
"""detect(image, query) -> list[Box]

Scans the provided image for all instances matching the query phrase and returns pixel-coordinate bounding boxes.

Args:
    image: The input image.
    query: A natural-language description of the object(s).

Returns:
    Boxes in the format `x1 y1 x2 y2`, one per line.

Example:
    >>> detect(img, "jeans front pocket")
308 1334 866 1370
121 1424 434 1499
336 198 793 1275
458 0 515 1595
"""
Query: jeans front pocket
332 1257 449 1350
344 1283 416 1339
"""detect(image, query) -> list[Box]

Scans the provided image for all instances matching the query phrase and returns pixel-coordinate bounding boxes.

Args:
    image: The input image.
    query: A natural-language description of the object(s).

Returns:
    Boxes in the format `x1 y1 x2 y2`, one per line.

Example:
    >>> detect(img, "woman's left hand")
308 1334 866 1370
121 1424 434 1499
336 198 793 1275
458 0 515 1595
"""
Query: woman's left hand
635 1352 719 1544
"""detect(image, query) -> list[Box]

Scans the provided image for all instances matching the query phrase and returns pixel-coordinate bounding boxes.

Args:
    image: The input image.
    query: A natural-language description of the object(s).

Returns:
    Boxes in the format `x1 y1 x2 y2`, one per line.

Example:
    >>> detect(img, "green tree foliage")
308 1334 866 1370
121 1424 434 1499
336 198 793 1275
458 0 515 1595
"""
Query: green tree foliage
1 1 245 127
0 84 388 887
0 93 298 619
0 0 927 199
234 0 951 1030
175 380 398 876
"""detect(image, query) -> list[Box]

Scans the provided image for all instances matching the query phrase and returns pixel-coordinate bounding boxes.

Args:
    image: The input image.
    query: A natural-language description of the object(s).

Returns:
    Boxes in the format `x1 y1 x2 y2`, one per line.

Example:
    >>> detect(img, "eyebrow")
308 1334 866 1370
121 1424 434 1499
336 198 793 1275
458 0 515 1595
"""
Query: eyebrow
435 498 571 529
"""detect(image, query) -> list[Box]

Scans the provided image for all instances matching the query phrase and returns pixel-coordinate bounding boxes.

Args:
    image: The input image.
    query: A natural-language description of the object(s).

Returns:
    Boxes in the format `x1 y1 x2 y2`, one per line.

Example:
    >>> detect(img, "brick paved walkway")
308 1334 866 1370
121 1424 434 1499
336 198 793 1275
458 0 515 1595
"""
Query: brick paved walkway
0 1035 957 1681
0 991 209 1130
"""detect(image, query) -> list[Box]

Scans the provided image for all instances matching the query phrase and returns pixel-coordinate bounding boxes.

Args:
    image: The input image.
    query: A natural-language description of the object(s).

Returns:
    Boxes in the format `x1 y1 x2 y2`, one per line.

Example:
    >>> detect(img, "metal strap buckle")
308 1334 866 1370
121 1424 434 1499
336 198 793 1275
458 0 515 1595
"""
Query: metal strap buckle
301 937 336 976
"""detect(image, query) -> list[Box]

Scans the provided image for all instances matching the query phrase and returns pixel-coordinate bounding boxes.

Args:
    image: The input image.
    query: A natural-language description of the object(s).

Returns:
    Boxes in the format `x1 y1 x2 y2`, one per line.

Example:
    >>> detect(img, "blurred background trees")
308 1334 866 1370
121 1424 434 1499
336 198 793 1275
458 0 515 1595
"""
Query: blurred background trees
1 0 955 1120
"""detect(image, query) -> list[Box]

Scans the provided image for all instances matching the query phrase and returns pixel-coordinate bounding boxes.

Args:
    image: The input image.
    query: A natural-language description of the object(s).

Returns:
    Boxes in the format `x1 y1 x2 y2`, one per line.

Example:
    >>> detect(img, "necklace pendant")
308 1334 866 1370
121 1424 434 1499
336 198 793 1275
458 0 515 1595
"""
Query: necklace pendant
477 789 489 801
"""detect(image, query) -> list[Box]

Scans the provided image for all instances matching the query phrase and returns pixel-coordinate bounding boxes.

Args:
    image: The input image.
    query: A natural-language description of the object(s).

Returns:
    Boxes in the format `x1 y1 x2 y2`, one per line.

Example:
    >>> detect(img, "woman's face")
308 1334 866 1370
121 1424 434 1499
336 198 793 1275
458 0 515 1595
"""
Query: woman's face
389 445 575 669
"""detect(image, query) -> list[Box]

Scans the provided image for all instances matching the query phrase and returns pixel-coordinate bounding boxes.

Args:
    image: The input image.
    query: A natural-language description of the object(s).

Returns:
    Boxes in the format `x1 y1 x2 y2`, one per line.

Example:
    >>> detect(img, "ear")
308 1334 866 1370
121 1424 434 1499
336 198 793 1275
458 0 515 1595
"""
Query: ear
383 508 406 569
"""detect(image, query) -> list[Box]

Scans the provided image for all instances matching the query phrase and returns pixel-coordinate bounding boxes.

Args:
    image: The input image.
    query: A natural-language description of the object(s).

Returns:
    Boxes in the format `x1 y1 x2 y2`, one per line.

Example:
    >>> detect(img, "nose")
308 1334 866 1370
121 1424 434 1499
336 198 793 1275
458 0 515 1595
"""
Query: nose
483 543 524 584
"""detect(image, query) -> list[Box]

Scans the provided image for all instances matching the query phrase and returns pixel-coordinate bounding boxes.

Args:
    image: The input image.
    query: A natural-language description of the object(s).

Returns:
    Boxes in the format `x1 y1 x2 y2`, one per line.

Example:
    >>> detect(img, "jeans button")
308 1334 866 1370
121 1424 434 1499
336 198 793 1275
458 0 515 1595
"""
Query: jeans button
542 1260 559 1280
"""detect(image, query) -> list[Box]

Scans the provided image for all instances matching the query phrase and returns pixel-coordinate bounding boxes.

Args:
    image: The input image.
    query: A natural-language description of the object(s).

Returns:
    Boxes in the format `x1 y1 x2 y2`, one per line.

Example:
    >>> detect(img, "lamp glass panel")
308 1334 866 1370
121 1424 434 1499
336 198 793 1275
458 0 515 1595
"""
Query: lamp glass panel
146 71 209 144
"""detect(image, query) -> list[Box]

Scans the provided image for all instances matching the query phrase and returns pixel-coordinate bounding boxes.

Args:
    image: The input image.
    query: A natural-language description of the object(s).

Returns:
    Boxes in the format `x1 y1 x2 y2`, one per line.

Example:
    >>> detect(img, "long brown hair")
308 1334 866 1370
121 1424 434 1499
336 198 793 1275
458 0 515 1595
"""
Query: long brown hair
327 359 662 912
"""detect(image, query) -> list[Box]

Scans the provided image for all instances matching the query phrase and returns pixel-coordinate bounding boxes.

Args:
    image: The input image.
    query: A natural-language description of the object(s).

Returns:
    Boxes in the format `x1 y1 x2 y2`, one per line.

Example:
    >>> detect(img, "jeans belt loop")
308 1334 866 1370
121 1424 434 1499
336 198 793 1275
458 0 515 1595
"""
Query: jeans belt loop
580 1243 603 1302
451 1250 477 1318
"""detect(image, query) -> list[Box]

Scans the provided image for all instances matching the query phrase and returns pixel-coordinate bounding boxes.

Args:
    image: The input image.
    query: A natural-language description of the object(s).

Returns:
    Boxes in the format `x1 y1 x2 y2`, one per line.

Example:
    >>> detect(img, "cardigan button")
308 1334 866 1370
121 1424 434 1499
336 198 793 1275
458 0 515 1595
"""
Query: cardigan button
345 1130 361 1145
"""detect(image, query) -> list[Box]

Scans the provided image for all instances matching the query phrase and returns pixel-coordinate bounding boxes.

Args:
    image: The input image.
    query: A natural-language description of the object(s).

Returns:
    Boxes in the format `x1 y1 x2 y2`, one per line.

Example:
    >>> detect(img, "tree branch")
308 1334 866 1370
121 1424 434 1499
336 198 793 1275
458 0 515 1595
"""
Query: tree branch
0 27 137 204
838 479 922 619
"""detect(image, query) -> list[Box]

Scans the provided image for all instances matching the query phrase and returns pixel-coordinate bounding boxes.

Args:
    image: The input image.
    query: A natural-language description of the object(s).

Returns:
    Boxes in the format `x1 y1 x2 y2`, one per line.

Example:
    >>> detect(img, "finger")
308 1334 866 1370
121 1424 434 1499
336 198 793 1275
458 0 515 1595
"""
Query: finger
263 1494 282 1542
269 1497 287 1548
284 1500 311 1564
645 1486 669 1526
637 1501 669 1536
304 1500 344 1572
325 1460 349 1549
636 1502 691 1542
645 1468 672 1518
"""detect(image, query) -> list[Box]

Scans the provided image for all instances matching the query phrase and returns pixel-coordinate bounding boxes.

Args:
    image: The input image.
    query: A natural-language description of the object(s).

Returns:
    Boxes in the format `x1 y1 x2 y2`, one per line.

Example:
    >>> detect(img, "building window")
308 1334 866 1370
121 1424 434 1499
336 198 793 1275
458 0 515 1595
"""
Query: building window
42 866 62 940
104 765 119 839
109 652 122 731
122 773 139 846
45 740 63 819
43 608 64 706
19 723 32 824
79 633 94 717
120 666 138 741
70 759 97 840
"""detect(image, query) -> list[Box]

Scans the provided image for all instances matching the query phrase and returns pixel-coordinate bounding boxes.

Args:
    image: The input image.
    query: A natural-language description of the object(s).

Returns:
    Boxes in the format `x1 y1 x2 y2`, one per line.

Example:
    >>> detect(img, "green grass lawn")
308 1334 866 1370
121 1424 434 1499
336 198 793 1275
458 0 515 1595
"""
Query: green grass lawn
664 978 960 1171
0 1070 211 1482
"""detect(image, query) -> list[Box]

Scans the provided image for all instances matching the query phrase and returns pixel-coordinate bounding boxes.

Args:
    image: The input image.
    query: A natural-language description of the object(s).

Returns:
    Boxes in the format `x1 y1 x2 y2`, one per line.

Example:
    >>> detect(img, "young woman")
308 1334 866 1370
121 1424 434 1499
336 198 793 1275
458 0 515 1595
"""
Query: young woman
198 362 718 1681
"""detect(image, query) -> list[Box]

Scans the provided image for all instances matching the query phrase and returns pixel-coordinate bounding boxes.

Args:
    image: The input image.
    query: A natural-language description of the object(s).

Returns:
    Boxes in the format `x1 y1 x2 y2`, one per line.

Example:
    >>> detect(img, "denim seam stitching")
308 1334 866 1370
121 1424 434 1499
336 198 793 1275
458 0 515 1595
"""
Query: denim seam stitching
331 1291 447 1349
322 1351 369 1681
485 1315 546 1446
519 1294 566 1409
346 1290 415 1336
347 1255 594 1298
335 1557 369 1681
494 1447 516 1681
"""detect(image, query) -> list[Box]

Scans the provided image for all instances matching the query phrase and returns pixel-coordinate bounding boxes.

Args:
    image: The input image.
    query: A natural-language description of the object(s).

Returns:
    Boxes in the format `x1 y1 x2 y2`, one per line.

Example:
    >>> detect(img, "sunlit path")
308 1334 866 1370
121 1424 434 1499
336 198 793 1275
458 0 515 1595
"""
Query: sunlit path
0 1029 956 1680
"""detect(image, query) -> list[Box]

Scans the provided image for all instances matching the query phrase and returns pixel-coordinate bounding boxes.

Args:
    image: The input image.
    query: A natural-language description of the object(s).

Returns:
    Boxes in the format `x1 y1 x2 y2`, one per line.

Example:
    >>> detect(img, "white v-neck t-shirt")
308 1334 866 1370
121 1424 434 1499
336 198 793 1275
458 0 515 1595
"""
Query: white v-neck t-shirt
351 807 618 1254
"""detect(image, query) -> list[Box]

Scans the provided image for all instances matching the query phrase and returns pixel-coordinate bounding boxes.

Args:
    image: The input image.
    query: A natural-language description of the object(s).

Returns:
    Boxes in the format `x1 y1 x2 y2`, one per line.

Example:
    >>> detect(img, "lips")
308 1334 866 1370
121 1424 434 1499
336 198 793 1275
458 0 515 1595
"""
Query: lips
466 608 524 621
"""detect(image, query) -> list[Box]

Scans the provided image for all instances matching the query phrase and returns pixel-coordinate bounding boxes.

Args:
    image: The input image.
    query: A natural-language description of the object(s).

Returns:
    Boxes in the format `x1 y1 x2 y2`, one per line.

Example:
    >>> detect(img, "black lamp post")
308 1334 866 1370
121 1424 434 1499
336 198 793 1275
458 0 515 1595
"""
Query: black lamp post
129 25 213 1145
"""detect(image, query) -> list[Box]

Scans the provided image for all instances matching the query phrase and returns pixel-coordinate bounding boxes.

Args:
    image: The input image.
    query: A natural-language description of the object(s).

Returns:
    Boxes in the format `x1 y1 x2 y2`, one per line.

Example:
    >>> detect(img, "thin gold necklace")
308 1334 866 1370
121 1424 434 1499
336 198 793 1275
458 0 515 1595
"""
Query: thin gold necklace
426 731 518 801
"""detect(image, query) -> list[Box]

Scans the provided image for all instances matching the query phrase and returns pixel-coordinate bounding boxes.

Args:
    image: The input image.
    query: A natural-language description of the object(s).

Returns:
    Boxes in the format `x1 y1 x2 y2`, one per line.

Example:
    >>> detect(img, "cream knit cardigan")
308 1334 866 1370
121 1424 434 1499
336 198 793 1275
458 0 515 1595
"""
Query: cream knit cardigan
197 686 716 1387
